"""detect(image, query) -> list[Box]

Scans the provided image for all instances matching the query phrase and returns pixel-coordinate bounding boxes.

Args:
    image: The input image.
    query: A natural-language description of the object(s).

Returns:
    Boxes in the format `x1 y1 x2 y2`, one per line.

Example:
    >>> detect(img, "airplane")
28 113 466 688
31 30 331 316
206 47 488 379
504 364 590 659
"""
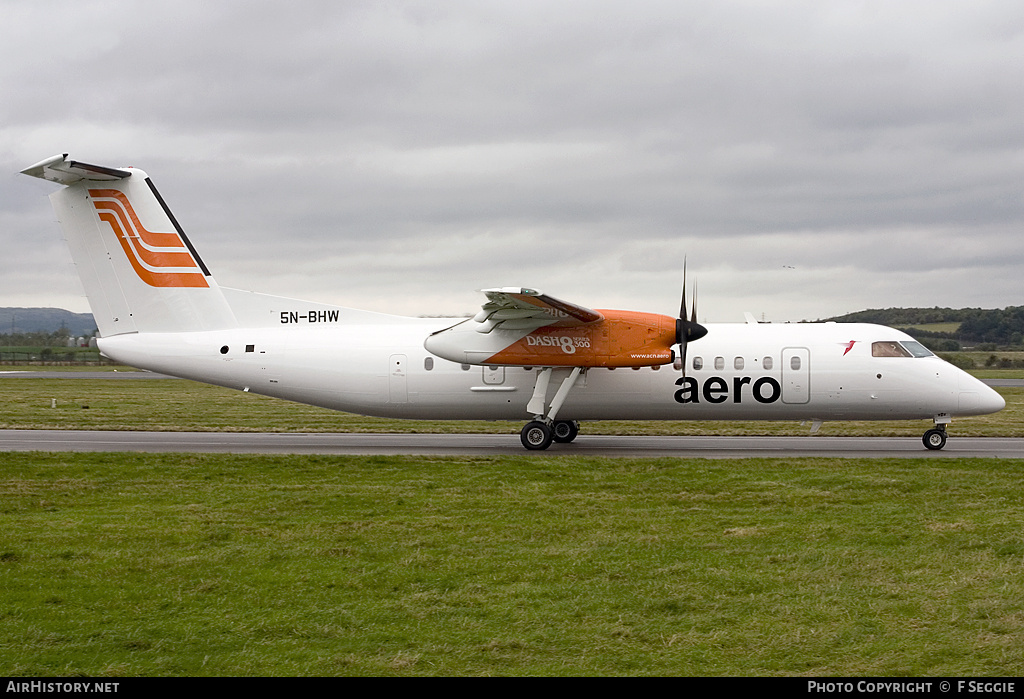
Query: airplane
20 154 1005 451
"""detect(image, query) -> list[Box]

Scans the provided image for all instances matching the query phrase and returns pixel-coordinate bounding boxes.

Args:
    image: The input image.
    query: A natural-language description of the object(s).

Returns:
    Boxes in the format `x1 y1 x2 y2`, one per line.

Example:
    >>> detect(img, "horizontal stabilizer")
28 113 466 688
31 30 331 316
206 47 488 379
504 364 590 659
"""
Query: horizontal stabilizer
21 154 131 185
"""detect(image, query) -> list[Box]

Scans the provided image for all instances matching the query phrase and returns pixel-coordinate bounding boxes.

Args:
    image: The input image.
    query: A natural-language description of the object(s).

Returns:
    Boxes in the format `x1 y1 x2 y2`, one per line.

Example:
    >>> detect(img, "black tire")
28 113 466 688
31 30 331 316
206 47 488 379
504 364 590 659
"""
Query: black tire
923 428 947 450
552 420 580 443
521 421 554 450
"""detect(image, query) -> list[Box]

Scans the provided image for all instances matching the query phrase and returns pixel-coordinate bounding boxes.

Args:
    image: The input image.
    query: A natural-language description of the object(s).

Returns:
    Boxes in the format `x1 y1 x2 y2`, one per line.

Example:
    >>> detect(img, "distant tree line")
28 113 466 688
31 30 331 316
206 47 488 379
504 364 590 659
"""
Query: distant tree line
825 306 1024 348
0 328 77 348
0 327 106 364
957 307 1024 346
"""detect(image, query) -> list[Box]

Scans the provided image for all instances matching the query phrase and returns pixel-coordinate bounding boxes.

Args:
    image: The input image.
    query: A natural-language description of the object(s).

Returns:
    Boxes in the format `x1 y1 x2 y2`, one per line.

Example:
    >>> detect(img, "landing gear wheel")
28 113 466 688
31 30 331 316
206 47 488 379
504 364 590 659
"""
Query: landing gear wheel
521 421 554 451
552 420 580 443
923 428 947 451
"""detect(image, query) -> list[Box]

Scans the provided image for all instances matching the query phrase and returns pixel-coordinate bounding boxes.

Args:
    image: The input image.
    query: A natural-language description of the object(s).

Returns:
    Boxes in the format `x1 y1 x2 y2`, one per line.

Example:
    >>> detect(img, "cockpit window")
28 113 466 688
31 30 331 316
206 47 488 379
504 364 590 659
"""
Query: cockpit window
872 341 911 357
901 341 934 358
872 341 934 358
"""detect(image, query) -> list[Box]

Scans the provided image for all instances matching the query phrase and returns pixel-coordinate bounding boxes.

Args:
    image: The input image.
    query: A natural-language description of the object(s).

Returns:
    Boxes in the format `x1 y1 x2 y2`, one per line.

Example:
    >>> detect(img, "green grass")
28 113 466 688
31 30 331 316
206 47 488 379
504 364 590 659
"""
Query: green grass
972 369 1024 380
0 364 129 372
2 452 1023 676
2 370 1022 676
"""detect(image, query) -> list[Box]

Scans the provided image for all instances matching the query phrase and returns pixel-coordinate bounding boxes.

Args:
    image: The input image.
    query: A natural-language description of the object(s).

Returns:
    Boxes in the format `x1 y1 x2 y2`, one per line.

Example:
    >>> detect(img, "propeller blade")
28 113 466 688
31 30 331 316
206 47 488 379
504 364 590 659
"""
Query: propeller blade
680 259 688 322
675 260 708 379
680 335 689 379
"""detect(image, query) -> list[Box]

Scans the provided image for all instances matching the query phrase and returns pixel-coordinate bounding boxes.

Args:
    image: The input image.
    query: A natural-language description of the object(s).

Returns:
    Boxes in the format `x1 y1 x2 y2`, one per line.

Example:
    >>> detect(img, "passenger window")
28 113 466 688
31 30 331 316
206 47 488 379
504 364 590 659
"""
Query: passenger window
714 357 725 370
693 356 703 371
872 341 911 358
791 356 801 370
734 357 744 370
763 356 773 370
424 357 434 371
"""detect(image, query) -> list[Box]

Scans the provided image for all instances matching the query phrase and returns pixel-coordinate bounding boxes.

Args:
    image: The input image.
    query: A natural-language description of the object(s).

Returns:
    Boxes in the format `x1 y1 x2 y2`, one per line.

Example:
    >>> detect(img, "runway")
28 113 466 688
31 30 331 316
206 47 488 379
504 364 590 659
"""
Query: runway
1 429 1020 458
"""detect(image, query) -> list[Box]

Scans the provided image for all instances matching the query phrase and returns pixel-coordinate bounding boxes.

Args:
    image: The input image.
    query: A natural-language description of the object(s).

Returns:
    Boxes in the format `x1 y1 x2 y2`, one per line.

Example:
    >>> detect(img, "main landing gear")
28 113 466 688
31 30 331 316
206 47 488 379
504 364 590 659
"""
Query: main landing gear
519 367 583 451
552 419 580 443
520 419 580 450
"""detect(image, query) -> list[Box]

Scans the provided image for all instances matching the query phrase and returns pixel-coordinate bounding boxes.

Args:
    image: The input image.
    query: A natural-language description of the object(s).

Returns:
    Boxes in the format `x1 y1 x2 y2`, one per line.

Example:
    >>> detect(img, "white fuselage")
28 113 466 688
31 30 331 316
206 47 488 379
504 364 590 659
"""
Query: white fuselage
96 316 1005 424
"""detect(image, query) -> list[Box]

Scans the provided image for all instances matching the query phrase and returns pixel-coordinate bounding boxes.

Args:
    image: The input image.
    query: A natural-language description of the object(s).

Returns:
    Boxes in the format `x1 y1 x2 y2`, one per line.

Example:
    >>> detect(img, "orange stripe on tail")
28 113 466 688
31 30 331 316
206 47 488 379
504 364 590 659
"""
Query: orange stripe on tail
89 189 208 288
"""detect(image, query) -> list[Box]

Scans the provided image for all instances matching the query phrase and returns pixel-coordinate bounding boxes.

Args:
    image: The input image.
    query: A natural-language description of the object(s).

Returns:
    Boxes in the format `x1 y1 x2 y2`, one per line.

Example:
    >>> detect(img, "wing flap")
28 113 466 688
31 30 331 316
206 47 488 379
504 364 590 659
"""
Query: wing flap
475 287 604 333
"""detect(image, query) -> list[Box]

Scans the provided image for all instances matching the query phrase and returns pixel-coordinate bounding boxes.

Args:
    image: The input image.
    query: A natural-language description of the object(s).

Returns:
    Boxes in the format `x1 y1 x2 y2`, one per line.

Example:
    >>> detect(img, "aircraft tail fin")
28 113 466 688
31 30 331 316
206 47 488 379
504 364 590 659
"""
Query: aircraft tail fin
21 154 237 336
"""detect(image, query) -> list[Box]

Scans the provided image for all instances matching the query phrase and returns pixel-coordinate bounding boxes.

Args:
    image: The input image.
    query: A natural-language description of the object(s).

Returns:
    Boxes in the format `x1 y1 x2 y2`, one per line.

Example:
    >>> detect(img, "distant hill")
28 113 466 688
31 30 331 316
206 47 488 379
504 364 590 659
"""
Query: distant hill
824 306 1024 347
0 307 97 336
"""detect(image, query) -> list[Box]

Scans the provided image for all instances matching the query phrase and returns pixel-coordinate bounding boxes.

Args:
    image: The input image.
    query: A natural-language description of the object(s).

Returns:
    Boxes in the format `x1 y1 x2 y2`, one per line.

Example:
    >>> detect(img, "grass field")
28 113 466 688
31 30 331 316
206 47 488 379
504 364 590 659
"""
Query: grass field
2 452 1024 676
2 369 1022 676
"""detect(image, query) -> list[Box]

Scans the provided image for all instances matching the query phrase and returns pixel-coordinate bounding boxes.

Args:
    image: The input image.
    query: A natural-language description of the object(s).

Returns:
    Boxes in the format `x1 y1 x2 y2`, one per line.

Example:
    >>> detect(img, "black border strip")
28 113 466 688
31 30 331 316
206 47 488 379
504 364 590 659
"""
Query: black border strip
67 160 131 179
145 177 212 277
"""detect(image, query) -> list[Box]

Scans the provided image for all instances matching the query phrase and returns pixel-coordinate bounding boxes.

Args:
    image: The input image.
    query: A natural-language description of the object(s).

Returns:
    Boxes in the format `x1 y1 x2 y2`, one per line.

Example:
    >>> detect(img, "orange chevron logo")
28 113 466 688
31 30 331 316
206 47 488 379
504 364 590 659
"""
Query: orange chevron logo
88 188 208 288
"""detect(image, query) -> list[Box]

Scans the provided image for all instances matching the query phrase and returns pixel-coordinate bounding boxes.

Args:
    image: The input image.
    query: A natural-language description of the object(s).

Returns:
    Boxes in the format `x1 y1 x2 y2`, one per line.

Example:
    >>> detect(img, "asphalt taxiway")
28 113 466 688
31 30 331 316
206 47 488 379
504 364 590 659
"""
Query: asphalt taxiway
0 430 1020 458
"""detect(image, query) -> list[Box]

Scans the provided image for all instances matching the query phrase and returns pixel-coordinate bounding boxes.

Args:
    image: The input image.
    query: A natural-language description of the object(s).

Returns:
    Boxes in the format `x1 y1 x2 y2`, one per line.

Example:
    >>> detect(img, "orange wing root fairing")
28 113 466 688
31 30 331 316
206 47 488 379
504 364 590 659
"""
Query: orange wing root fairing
485 310 677 368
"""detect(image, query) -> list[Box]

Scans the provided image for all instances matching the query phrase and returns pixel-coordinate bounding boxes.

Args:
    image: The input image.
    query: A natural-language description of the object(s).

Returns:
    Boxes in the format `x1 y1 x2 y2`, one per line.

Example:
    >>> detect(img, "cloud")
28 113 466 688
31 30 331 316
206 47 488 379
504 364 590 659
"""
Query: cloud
2 0 1022 322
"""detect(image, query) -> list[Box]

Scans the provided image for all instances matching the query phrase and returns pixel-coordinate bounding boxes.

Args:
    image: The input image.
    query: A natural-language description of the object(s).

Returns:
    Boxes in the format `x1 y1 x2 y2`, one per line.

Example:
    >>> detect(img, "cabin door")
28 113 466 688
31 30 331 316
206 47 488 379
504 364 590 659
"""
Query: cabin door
389 354 408 403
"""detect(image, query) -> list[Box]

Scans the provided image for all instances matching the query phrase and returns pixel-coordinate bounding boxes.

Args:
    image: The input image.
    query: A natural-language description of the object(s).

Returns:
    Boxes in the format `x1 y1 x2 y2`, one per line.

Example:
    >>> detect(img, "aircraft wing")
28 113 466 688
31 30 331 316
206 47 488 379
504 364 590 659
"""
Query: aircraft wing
471 287 604 333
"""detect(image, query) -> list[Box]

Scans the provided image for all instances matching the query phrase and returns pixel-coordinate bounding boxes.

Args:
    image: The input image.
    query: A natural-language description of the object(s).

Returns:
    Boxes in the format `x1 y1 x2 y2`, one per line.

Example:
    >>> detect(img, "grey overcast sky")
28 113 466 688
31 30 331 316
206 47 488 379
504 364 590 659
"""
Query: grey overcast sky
2 0 1022 322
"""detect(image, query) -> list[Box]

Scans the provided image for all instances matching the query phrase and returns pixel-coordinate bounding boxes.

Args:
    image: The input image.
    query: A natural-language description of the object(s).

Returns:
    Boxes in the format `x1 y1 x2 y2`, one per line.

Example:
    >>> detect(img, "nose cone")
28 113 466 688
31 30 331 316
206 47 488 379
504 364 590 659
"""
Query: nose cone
956 371 1006 416
978 384 1007 414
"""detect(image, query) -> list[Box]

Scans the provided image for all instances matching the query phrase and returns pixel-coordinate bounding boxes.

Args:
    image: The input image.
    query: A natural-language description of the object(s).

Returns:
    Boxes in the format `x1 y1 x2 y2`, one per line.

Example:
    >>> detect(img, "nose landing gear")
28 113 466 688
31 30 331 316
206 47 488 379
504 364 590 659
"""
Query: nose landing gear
923 426 947 450
923 415 950 450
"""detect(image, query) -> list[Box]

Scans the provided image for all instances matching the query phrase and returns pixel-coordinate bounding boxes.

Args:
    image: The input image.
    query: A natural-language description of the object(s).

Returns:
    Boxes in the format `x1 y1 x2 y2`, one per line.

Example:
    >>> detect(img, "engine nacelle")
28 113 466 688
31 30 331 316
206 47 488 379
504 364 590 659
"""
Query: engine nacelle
425 309 677 368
